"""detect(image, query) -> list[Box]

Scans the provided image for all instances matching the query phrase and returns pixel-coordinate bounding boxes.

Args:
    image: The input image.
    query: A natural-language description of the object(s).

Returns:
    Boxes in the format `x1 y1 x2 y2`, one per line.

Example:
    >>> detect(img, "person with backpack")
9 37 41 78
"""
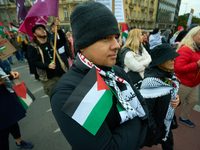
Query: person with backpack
27 18 67 97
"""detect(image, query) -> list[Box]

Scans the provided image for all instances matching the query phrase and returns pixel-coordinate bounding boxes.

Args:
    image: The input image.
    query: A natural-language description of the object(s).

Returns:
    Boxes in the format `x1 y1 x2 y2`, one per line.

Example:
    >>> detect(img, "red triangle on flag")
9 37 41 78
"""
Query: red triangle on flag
96 69 110 91
13 81 27 99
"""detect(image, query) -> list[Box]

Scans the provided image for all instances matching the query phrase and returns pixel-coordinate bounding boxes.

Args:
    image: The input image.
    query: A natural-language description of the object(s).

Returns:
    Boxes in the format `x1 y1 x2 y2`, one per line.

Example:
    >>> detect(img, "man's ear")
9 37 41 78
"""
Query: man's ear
33 33 36 37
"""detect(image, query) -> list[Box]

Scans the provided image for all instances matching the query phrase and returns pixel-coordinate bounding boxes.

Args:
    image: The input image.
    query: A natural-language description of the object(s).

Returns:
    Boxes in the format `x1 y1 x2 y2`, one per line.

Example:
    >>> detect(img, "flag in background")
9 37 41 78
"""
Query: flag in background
9 23 19 33
0 21 6 38
16 0 27 26
120 23 129 45
13 81 35 110
0 46 6 51
18 0 59 39
62 67 113 135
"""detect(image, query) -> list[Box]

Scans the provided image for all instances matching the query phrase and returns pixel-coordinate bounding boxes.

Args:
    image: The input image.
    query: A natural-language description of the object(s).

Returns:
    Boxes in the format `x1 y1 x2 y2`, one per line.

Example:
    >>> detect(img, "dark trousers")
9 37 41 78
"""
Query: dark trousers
161 130 174 150
0 123 21 150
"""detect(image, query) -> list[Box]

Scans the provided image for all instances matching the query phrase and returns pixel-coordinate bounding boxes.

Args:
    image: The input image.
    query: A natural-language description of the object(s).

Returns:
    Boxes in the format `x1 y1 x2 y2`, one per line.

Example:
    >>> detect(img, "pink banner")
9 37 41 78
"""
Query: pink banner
18 0 59 39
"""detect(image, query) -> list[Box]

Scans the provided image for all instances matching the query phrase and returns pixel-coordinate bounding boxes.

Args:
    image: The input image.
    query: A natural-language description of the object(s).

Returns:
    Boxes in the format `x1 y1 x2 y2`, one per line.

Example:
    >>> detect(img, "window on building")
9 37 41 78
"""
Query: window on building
125 9 127 18
145 13 147 19
1 12 7 20
130 10 132 17
141 12 143 18
138 0 141 5
63 8 68 19
134 11 136 17
134 0 136 4
7 0 10 4
0 0 5 5
146 1 148 7
142 0 144 6
10 12 15 21
138 12 140 18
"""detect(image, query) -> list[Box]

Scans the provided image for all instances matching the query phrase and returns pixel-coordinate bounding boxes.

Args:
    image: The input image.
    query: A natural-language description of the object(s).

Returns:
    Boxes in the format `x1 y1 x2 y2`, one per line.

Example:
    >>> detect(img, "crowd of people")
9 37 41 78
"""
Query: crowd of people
0 1 200 150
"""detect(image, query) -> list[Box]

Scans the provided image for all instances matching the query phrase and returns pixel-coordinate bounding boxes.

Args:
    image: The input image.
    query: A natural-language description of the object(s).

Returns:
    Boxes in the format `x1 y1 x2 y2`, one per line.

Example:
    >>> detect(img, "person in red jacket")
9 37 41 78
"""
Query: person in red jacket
174 26 200 127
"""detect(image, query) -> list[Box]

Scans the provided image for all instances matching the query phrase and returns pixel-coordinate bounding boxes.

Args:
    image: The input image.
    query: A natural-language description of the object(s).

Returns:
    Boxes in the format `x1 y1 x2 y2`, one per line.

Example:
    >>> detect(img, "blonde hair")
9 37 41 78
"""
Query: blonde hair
177 26 200 52
122 29 142 54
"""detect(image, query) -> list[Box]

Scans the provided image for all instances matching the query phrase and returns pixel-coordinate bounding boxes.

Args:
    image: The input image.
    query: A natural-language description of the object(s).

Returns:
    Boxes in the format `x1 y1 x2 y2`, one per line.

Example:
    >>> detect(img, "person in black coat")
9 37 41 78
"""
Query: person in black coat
50 1 148 150
0 67 33 150
142 32 150 54
140 44 181 150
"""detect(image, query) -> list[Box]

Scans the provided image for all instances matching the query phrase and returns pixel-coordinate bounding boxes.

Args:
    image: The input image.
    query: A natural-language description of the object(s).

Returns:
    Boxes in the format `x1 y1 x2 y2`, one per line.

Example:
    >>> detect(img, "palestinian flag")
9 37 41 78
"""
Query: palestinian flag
0 46 6 51
62 67 113 135
120 23 129 45
0 21 6 38
13 81 35 110
9 22 18 33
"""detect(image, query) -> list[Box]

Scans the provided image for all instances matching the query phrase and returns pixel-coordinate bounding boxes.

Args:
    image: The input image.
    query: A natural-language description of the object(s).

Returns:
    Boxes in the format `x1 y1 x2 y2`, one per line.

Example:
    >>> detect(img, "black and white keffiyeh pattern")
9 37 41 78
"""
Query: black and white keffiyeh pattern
140 75 179 141
77 52 146 123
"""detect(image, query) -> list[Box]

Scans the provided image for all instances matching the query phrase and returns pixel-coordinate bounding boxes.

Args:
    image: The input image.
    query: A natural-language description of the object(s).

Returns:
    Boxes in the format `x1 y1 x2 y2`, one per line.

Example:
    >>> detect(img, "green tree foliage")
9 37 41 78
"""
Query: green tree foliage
176 13 200 31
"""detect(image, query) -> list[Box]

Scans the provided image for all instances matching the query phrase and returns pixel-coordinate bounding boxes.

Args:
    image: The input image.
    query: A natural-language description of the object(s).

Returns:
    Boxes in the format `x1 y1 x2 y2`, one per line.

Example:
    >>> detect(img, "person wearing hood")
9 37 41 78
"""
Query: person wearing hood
149 28 166 50
187 24 199 32
121 29 151 89
50 2 148 150
174 26 200 128
162 29 175 45
140 44 180 150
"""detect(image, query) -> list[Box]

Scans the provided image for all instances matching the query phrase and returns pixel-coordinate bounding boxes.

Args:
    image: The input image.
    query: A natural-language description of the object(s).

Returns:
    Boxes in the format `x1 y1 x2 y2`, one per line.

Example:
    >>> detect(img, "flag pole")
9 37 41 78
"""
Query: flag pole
53 25 57 62
28 0 33 6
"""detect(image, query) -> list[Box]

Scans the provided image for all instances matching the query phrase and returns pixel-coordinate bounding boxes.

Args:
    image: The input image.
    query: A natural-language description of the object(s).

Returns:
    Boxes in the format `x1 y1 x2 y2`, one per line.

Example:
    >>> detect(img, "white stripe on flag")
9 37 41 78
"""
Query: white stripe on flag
21 93 33 107
72 82 105 125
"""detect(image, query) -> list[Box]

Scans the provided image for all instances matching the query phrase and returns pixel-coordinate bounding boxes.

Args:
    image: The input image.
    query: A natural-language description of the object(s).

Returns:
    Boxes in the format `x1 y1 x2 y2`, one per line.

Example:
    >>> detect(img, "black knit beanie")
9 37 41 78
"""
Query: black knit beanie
70 1 120 53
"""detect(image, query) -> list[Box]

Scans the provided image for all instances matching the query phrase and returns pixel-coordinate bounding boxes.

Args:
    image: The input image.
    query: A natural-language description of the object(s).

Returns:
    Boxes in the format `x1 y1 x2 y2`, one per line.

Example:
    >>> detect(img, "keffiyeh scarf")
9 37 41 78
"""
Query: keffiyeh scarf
78 52 146 123
140 75 179 141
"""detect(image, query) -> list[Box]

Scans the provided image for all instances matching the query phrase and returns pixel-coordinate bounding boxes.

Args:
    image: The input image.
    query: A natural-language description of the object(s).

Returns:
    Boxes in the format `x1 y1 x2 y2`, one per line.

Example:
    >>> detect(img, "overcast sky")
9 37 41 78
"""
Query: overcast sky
178 0 200 17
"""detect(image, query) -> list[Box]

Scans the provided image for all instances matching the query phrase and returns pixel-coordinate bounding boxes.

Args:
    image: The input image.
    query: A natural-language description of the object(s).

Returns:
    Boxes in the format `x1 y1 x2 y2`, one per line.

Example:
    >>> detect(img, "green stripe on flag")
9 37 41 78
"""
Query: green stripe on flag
0 46 6 51
116 99 125 112
18 96 28 110
82 90 113 135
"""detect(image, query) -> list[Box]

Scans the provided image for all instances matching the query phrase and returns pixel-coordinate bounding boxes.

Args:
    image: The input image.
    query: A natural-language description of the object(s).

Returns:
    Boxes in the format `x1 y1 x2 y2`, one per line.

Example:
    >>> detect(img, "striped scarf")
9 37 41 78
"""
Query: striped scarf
78 52 147 123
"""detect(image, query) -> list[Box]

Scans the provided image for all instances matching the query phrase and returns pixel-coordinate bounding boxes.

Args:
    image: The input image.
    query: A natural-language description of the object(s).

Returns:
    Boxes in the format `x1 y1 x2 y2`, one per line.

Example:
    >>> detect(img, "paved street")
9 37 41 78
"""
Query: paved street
8 56 200 150
8 56 71 150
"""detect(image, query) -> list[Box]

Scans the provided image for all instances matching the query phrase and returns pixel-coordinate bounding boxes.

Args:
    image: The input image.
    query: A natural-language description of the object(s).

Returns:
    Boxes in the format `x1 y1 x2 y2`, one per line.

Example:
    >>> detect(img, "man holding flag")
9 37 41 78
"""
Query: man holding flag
51 1 148 150
27 18 67 97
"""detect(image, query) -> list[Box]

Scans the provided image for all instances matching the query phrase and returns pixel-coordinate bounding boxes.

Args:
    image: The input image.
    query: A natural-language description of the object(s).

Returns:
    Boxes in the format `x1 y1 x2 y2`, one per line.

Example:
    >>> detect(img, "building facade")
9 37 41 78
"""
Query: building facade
0 0 181 32
124 0 159 30
155 0 181 31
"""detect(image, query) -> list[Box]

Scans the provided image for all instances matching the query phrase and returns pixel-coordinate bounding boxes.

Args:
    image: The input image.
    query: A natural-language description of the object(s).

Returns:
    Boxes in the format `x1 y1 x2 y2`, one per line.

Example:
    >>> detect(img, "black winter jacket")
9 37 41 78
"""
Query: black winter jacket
27 29 66 79
50 60 148 150
142 67 176 147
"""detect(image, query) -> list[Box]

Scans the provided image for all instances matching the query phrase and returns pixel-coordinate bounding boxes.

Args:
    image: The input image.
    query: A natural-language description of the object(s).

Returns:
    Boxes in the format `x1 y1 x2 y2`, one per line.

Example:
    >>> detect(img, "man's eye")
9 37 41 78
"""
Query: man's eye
103 37 109 40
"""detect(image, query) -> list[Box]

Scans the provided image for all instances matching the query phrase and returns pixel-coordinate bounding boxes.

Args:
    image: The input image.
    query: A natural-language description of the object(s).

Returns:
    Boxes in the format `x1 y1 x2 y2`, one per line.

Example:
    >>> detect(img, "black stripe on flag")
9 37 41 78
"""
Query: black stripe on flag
61 67 97 117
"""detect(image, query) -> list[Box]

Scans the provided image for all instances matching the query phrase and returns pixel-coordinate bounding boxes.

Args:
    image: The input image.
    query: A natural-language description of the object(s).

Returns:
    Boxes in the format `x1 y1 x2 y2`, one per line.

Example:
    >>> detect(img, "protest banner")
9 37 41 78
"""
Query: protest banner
94 0 126 23
187 8 194 27
0 38 17 61
16 0 28 26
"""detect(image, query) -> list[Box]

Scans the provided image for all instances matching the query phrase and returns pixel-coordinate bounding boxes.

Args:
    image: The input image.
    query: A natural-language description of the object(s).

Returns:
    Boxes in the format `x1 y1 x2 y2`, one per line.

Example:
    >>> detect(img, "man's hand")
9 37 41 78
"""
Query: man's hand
54 18 60 30
170 95 180 109
0 78 6 85
10 71 20 79
49 62 56 69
